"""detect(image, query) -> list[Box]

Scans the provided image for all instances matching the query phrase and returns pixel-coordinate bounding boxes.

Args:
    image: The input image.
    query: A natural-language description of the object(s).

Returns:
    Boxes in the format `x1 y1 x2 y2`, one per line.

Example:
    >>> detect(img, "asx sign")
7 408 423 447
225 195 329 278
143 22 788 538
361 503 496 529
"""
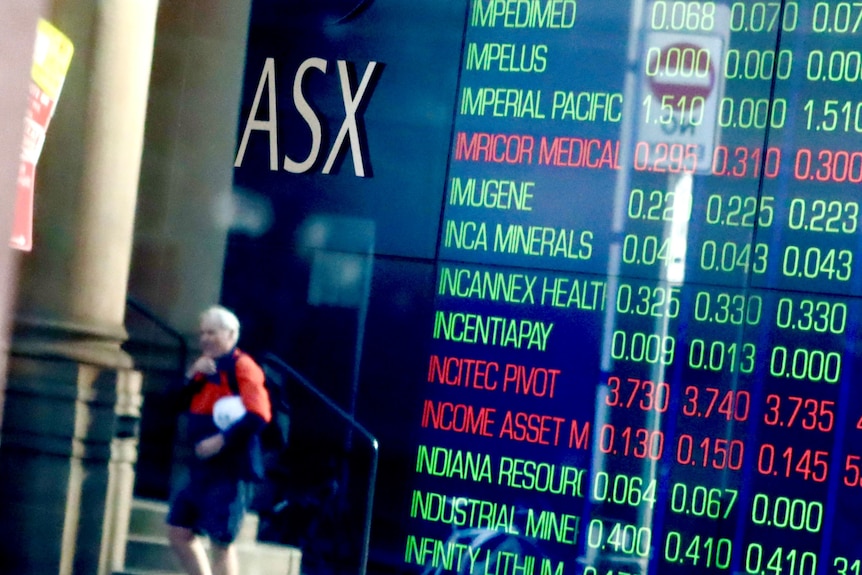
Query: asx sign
234 57 382 177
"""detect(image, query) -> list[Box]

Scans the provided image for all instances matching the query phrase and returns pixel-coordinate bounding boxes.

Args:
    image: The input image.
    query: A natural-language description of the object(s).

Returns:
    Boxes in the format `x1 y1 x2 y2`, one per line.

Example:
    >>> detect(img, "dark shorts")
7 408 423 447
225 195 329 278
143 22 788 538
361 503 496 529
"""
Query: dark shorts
166 473 252 544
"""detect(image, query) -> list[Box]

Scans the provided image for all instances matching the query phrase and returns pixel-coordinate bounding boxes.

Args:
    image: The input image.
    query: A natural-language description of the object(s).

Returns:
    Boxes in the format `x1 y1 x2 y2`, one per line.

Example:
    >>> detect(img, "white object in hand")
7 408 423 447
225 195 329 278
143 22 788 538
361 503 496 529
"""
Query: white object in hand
213 396 247 430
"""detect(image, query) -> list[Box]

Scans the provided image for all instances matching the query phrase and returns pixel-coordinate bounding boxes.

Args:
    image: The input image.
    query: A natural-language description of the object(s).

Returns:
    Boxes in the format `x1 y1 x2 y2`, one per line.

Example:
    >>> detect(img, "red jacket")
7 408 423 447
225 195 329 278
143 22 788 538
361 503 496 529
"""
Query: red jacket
188 349 272 423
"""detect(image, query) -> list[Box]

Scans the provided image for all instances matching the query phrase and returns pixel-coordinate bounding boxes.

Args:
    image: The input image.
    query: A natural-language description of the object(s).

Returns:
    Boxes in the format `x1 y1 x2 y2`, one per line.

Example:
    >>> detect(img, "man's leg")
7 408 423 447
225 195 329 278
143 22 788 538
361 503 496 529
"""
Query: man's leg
210 543 239 575
168 525 213 575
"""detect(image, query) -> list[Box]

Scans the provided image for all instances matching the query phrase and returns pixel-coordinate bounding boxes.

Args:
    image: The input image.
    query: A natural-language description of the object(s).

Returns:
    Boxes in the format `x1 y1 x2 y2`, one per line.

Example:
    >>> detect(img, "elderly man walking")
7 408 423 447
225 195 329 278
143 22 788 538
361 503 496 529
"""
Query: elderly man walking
167 305 271 575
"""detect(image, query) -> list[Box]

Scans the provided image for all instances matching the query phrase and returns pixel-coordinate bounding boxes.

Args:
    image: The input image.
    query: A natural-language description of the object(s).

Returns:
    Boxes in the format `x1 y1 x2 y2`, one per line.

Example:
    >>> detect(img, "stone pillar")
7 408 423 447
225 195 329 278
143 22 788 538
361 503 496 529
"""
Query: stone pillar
130 0 254 335
0 1 158 574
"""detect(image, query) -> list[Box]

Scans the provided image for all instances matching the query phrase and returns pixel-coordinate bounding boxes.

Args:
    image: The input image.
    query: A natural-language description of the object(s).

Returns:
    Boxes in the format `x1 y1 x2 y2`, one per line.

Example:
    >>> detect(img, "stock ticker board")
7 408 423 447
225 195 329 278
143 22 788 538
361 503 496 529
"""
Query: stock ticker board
231 1 862 574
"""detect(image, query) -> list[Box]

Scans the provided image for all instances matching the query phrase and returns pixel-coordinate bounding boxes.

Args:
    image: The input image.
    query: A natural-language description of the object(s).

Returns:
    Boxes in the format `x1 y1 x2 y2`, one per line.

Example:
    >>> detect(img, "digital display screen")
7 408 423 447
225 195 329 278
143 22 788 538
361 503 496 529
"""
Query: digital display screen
228 1 862 574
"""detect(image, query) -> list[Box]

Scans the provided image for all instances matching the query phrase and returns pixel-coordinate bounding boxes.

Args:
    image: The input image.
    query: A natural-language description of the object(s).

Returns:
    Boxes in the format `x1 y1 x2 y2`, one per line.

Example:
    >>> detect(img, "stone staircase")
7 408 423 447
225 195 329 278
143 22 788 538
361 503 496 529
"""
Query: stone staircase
114 498 302 575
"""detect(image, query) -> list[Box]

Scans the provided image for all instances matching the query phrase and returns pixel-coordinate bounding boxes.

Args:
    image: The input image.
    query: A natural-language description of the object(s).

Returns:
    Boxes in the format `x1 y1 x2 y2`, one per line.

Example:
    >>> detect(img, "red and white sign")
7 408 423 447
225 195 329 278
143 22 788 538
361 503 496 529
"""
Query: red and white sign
11 19 73 251
646 40 717 109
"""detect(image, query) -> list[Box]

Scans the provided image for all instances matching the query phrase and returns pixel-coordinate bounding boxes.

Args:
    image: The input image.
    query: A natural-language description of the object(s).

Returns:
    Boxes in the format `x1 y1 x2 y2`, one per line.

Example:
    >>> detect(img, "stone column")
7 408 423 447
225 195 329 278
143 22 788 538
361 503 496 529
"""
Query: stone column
131 0 254 335
0 1 158 574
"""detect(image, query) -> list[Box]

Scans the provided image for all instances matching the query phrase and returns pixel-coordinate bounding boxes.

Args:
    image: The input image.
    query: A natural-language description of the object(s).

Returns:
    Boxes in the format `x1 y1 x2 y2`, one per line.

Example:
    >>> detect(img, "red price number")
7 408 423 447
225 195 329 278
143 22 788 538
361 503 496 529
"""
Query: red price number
757 443 829 482
711 145 781 179
794 148 862 184
763 394 835 432
605 376 670 412
597 424 664 461
843 455 862 487
634 142 699 174
681 386 751 421
676 435 745 471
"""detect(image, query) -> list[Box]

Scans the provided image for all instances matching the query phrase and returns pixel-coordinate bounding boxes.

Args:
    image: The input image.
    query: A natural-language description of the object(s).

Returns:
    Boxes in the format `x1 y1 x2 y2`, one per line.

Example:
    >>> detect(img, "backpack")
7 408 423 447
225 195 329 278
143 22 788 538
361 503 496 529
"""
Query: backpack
224 352 291 479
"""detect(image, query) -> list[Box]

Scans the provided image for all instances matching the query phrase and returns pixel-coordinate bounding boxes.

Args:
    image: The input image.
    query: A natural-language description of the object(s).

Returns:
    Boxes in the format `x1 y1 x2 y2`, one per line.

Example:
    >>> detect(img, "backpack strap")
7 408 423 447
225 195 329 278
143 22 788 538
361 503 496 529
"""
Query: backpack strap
218 350 267 481
224 351 241 396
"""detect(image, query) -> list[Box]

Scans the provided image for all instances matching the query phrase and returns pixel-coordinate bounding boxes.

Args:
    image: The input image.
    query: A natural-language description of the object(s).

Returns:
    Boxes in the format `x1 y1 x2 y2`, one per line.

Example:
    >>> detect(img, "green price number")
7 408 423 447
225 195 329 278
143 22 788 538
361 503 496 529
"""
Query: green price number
745 543 817 575
665 532 733 569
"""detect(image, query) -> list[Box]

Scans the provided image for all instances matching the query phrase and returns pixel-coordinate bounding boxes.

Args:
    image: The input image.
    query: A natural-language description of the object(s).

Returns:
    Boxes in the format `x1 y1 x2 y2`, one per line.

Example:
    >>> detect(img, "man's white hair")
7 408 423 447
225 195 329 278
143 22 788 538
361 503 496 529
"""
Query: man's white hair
201 305 240 345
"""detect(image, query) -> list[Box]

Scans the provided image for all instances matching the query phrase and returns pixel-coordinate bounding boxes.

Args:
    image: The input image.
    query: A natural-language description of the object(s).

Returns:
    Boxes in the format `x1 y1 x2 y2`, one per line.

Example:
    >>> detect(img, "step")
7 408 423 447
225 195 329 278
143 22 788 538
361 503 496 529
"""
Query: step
129 498 258 544
123 498 301 575
124 534 301 575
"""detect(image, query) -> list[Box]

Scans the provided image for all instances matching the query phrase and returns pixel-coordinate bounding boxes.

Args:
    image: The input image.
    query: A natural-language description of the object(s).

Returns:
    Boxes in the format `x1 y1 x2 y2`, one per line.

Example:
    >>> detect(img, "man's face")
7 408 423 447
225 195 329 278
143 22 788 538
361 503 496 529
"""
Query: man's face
199 317 235 358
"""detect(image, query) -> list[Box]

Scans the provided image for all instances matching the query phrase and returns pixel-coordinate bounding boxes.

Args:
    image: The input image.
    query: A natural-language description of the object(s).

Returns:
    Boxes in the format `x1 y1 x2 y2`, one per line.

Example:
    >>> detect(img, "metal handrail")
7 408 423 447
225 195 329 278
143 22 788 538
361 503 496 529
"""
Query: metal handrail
125 295 188 373
262 352 378 575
